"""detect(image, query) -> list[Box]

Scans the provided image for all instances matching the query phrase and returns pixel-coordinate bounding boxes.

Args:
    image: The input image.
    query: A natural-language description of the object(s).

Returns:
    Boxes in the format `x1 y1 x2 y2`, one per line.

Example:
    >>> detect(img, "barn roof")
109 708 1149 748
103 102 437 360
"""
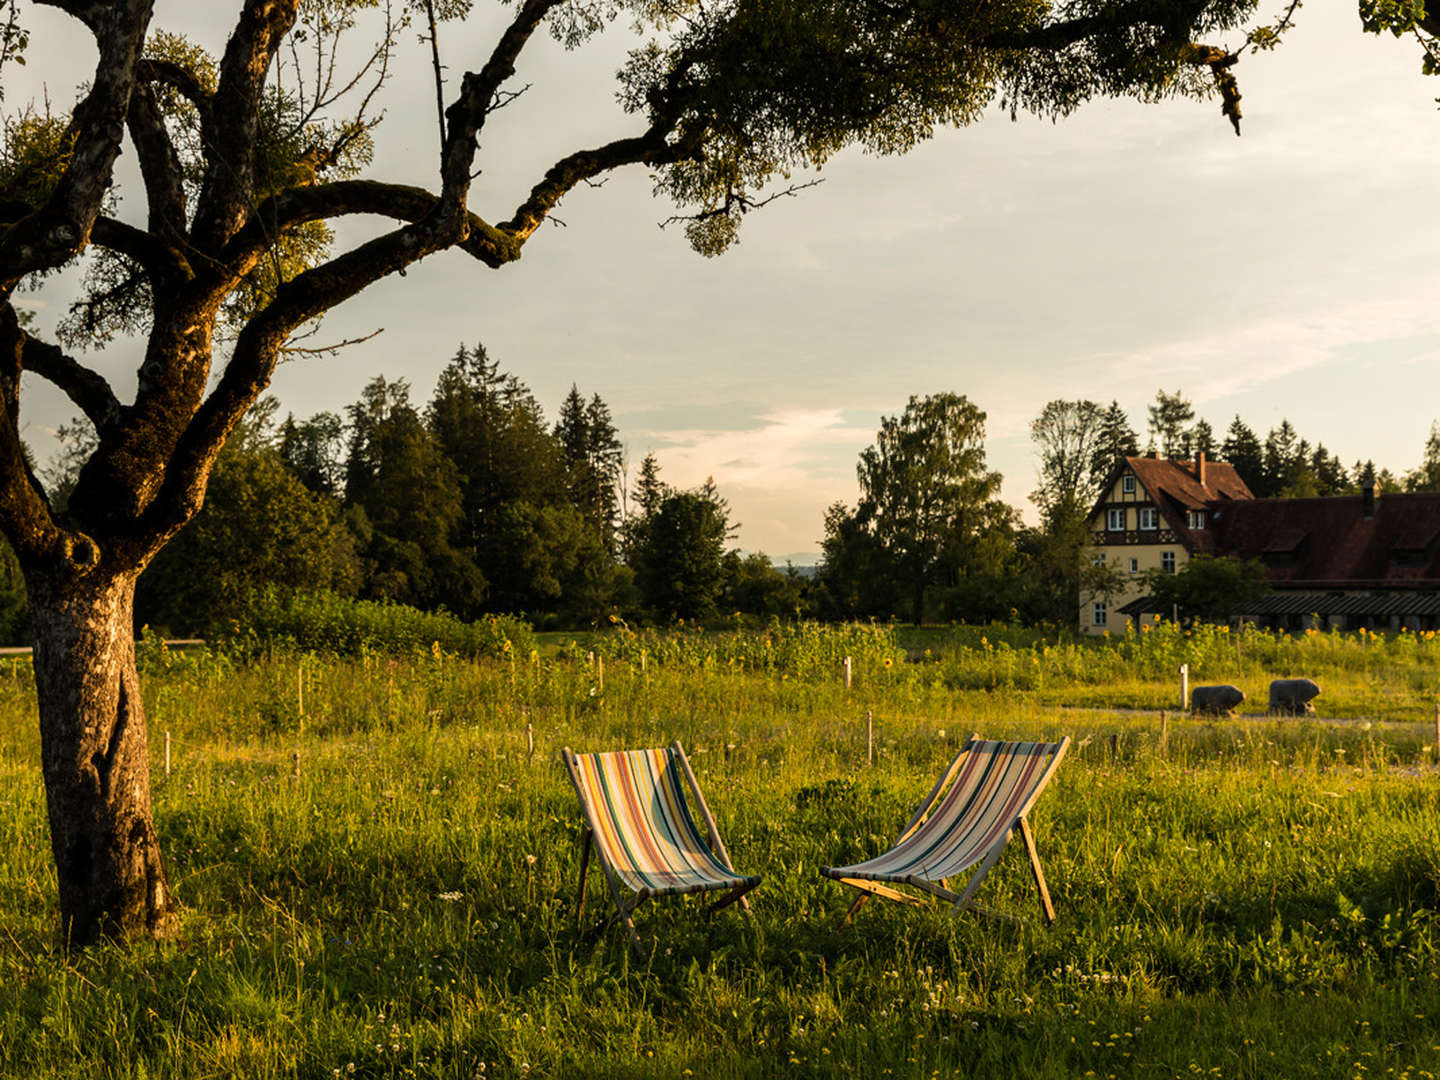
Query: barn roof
1209 492 1440 587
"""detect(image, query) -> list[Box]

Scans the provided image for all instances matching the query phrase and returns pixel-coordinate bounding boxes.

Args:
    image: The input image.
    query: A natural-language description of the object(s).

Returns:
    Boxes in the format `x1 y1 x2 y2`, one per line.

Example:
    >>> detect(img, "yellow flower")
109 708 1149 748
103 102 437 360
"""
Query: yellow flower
883 657 893 669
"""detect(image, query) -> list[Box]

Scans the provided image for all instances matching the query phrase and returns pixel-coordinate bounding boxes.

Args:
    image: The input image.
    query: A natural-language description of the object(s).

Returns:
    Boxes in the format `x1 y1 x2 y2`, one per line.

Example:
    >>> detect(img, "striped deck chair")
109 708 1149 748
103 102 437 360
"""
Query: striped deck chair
821 735 1070 926
561 741 759 953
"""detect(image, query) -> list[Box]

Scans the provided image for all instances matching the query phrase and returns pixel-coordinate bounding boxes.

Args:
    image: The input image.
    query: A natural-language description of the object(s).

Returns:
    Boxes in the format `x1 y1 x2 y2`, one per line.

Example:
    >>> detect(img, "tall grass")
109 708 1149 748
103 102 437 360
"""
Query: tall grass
0 626 1437 1078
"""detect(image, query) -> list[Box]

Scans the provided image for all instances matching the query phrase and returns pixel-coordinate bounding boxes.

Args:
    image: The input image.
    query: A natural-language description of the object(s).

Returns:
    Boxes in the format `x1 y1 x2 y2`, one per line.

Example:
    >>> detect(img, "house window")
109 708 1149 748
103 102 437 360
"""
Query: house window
1092 602 1107 627
1161 551 1176 574
1138 507 1158 531
1122 475 1136 495
1187 509 1206 529
1107 508 1125 531
1092 552 1107 566
1128 558 1139 574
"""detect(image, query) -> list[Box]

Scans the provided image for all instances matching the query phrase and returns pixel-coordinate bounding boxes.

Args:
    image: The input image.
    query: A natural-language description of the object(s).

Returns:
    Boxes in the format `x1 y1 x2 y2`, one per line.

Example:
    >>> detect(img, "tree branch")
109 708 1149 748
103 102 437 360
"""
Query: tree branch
229 180 522 269
191 0 302 251
18 330 123 432
126 81 188 241
501 126 686 241
0 0 153 282
136 57 217 151
0 304 70 566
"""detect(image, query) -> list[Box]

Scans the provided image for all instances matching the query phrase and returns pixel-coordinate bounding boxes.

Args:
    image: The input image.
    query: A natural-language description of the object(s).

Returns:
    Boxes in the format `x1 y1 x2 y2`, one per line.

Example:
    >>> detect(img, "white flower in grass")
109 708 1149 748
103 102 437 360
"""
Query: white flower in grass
437 891 464 902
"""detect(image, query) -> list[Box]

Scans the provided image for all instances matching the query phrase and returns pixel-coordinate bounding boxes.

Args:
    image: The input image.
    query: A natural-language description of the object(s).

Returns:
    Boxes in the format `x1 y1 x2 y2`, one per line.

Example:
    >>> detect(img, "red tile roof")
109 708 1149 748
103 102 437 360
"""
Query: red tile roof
1209 492 1440 587
1103 455 1253 549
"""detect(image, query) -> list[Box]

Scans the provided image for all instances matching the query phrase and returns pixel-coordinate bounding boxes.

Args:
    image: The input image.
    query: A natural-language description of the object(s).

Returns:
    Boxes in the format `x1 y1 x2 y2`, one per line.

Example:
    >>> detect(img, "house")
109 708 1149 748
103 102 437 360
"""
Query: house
1078 452 1253 636
1083 455 1440 634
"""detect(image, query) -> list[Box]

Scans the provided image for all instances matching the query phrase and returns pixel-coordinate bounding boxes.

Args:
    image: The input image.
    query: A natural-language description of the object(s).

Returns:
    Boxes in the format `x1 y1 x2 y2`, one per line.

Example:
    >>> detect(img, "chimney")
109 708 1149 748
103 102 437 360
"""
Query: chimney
1196 450 1207 487
1362 483 1376 519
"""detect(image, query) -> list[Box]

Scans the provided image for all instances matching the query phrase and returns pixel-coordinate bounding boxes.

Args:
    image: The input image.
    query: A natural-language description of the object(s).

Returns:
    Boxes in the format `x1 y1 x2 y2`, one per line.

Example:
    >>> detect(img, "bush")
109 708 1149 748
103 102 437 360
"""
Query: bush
224 587 535 660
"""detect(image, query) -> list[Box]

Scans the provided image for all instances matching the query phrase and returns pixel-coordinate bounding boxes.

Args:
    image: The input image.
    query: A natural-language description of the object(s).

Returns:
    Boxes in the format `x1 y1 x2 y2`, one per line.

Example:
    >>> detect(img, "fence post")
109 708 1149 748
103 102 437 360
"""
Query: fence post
526 720 535 763
164 730 171 778
866 710 874 767
844 655 852 691
1180 663 1188 712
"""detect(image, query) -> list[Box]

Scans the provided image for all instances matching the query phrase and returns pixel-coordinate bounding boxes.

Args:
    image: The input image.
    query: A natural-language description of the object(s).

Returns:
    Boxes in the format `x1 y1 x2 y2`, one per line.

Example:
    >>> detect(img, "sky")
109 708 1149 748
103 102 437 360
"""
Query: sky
10 2 1440 563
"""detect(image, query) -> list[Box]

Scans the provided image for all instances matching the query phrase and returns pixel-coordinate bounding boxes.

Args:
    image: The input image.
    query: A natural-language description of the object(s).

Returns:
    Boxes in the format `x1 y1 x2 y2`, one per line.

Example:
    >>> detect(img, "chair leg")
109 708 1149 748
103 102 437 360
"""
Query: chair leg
1018 816 1056 924
575 829 592 927
839 893 870 929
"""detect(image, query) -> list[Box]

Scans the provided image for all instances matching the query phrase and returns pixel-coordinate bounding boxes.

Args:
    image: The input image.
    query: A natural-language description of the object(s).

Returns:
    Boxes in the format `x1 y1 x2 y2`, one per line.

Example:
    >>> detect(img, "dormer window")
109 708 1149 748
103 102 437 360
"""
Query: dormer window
1122 475 1136 495
1187 509 1206 530
1138 507 1158 531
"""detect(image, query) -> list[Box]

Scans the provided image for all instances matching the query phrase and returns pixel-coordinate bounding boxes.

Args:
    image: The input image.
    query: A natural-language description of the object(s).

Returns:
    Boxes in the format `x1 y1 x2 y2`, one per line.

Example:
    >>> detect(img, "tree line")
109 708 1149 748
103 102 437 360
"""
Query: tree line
3 382 1438 645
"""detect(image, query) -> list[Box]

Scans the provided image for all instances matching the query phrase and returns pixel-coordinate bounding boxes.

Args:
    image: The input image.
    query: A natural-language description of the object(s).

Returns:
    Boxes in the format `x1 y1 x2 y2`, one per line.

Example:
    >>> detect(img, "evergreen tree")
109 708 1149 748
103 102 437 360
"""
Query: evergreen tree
346 377 481 613
1190 418 1216 462
1088 401 1140 491
1311 445 1350 495
1404 422 1440 492
1221 417 1265 493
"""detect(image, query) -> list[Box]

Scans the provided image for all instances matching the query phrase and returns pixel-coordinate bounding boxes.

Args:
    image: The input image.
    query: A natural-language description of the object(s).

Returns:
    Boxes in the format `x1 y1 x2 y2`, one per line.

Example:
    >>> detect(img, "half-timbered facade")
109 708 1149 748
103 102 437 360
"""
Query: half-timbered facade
1079 453 1253 635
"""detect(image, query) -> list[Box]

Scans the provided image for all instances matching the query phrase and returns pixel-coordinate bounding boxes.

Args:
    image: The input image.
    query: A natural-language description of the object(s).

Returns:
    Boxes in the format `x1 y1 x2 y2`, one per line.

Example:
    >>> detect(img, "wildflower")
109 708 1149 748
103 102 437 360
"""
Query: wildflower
431 640 442 661
437 891 463 902
882 657 893 669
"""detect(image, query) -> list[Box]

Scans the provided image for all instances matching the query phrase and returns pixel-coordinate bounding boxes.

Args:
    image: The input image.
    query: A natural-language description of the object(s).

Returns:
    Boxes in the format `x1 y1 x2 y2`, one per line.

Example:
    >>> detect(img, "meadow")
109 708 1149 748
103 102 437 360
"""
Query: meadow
0 619 1438 1079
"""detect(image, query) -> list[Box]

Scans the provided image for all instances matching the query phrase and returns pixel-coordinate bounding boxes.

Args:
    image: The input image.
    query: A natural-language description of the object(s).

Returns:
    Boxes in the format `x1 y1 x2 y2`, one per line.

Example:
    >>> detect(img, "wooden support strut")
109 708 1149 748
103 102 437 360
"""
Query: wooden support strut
672 740 752 913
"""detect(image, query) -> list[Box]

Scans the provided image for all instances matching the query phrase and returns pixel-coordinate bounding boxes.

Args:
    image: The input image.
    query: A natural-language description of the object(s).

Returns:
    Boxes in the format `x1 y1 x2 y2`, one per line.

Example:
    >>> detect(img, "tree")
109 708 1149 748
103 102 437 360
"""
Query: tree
632 485 733 620
856 393 1005 624
1404 422 1440 492
1221 416 1264 492
1029 399 1104 528
1147 389 1195 459
345 377 480 613
1190 418 1216 462
0 0 1269 945
138 406 359 632
1089 400 1140 491
1141 553 1270 626
278 411 347 497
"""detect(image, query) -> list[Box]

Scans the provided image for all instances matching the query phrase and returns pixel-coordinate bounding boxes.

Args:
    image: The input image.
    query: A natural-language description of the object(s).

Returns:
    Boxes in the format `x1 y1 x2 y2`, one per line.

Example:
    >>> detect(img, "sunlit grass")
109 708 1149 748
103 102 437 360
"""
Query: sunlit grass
0 626 1437 1078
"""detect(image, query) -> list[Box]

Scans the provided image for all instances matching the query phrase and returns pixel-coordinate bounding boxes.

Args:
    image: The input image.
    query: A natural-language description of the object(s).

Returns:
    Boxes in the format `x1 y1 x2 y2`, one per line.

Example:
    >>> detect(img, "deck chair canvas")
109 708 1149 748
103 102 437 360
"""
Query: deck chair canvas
821 735 1070 926
562 741 759 953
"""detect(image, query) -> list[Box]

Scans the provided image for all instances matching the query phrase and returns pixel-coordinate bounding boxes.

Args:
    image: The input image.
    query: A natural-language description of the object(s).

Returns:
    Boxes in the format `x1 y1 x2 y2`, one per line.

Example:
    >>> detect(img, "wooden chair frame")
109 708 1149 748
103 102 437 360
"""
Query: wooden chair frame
562 740 757 955
823 734 1070 928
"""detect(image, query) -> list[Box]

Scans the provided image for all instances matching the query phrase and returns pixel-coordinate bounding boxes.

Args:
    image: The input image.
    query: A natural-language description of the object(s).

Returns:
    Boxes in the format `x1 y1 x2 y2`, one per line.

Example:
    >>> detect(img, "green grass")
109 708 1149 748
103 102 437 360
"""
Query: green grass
0 625 1438 1078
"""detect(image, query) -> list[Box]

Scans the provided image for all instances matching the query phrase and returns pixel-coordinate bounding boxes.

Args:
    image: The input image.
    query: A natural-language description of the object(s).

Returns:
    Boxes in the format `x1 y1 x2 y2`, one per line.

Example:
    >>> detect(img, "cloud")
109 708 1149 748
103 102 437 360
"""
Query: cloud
1112 287 1440 406
640 408 872 497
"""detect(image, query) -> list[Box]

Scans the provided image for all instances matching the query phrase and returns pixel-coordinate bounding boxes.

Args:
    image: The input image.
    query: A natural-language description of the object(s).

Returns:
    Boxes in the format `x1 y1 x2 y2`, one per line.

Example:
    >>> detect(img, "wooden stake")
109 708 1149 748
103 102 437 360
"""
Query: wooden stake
597 654 604 692
526 721 535 763
164 730 171 778
1179 663 1188 712
866 709 874 767
844 655 852 691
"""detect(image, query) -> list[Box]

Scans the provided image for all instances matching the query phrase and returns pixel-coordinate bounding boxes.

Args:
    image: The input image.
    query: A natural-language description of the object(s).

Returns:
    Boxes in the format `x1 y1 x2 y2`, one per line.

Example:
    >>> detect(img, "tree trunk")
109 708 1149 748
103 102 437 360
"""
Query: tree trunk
27 567 176 946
